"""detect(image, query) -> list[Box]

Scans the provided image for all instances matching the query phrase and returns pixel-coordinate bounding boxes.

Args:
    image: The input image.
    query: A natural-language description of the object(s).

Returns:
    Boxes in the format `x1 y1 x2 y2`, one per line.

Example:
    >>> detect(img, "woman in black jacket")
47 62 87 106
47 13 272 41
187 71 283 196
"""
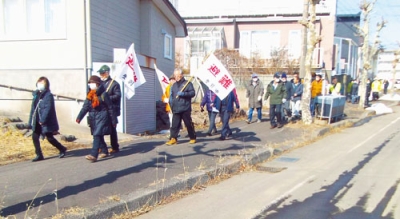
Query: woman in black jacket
76 75 117 162
28 77 67 162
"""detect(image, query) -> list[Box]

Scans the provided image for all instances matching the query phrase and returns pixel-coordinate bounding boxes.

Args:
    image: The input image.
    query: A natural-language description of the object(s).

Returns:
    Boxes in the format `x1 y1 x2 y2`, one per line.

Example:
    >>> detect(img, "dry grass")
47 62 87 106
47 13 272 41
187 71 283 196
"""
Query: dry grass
0 117 88 166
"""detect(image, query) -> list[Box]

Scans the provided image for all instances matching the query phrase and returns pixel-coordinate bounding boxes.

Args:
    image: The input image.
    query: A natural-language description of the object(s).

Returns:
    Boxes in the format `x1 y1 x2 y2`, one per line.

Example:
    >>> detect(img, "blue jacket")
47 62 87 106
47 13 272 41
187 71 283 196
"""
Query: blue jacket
200 89 216 112
291 82 303 101
76 86 117 136
282 81 293 100
28 90 59 134
213 90 240 113
170 78 195 113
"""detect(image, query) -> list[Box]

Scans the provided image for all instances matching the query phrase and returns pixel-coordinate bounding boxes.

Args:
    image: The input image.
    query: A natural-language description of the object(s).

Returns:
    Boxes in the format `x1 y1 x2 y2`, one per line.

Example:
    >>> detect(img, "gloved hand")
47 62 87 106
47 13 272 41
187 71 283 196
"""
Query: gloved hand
177 91 185 97
257 96 262 101
200 107 204 112
163 98 169 103
282 98 287 103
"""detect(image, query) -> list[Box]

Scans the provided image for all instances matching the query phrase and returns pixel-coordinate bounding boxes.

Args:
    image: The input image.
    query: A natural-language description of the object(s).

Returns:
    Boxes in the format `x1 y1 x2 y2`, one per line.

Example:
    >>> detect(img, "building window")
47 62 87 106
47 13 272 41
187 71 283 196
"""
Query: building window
0 0 66 41
239 30 281 59
288 30 301 59
164 33 172 59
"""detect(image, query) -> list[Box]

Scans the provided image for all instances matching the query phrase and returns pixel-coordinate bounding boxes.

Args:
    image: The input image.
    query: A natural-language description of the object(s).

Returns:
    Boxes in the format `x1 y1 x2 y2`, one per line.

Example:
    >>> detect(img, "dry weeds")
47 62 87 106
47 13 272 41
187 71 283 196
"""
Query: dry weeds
0 117 89 166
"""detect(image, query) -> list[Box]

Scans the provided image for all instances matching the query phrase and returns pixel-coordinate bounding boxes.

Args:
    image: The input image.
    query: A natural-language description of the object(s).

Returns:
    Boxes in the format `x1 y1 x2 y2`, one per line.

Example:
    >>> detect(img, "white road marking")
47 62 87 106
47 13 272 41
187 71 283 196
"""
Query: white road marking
347 116 400 153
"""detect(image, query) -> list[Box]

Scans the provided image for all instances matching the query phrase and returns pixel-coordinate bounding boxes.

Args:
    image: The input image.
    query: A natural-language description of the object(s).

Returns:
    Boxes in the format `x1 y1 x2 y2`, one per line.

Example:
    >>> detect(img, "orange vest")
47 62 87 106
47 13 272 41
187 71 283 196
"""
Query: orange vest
161 84 171 113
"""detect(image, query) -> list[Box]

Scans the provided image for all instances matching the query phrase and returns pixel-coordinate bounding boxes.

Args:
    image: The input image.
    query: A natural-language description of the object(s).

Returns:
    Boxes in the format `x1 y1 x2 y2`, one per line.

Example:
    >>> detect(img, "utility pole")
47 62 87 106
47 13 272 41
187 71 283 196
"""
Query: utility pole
300 0 309 78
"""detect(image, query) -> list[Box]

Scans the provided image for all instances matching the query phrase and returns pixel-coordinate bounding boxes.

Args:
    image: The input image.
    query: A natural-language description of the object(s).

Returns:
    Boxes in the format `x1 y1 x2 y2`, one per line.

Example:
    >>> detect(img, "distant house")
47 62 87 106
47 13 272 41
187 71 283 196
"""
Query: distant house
0 0 187 134
172 0 360 82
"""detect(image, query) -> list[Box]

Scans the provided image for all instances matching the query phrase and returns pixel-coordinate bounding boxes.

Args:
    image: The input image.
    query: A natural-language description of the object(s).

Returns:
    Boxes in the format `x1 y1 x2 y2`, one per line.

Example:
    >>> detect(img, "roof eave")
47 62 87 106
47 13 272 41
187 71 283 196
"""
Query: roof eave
153 0 188 37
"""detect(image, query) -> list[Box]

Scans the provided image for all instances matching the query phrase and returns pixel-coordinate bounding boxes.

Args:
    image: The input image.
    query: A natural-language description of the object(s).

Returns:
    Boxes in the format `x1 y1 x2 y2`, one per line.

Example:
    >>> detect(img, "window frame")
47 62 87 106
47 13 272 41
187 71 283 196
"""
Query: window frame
164 33 173 60
0 0 67 41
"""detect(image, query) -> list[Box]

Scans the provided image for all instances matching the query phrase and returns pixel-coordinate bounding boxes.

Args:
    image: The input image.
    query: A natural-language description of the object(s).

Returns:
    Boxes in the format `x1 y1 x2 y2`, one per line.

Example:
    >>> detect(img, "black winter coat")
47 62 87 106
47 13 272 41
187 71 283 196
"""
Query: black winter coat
76 86 117 136
102 77 121 116
28 90 60 134
169 78 195 113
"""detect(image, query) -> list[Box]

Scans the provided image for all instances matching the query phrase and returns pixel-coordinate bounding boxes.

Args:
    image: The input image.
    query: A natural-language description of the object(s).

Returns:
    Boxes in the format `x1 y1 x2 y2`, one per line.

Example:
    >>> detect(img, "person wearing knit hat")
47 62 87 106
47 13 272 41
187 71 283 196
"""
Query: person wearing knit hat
76 75 118 162
264 72 287 129
98 64 122 154
246 72 264 124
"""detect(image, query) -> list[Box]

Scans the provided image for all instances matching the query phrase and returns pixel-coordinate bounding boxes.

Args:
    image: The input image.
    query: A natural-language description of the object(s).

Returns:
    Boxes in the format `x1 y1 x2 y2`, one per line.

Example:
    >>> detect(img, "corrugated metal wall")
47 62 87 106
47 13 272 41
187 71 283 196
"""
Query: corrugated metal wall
125 67 156 134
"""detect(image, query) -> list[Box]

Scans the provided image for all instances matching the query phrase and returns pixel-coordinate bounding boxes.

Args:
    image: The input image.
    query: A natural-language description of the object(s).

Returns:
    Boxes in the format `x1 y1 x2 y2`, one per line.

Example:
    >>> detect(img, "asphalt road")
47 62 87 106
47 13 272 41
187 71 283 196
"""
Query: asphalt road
135 105 400 219
0 113 304 218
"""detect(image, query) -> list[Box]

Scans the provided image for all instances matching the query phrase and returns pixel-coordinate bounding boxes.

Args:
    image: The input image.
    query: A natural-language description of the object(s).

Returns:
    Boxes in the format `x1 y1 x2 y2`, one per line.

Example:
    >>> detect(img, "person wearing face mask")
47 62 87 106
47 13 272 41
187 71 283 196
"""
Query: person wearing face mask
28 77 67 162
76 75 117 162
245 73 264 124
310 73 323 116
97 65 121 154
264 72 287 129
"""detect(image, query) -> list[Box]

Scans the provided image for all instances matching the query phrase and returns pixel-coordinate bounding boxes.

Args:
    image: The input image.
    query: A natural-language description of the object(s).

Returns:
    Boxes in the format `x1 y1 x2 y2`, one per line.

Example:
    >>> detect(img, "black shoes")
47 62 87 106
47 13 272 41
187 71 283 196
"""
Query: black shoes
59 147 67 158
32 155 44 162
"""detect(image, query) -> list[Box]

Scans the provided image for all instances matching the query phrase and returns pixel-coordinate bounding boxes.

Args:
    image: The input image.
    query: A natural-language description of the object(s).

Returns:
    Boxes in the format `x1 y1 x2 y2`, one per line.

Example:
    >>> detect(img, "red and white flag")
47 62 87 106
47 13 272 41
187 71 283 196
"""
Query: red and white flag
194 54 235 100
114 43 146 99
154 64 169 94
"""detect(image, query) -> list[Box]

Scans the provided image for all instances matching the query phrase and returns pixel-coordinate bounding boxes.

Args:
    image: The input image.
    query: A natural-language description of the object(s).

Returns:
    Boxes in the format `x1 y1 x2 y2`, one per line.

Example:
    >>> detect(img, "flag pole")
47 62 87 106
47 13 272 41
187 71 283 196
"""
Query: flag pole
176 76 194 98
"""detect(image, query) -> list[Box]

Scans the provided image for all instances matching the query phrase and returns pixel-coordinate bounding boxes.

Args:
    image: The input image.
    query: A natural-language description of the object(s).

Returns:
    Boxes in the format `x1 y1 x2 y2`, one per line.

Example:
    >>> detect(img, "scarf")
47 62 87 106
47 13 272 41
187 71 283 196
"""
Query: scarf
87 90 100 108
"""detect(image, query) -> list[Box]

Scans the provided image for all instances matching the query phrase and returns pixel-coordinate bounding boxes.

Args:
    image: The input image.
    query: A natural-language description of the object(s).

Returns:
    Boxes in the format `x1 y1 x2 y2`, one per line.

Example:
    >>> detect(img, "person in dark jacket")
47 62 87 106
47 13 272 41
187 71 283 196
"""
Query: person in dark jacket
246 73 264 124
200 89 218 136
166 69 196 145
264 72 287 129
28 77 67 162
213 90 240 140
351 79 359 104
280 73 293 123
98 65 122 154
364 78 372 108
76 75 117 162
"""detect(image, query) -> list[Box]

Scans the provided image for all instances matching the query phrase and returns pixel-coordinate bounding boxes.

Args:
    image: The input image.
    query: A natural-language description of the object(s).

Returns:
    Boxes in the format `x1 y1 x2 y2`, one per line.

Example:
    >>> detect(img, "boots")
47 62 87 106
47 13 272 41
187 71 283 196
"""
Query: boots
32 155 44 162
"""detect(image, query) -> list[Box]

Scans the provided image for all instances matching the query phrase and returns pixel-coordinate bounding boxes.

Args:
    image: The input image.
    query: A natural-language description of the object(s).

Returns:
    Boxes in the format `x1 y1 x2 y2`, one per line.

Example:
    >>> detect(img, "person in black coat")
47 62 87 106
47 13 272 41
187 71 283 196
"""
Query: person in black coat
28 77 67 162
165 68 196 145
98 65 121 154
76 75 117 162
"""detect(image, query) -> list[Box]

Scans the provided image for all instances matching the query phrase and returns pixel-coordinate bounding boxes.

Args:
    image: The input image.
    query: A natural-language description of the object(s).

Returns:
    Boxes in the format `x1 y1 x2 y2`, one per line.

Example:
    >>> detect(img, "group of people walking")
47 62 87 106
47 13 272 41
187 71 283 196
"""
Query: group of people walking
31 67 381 163
29 65 122 163
244 72 304 129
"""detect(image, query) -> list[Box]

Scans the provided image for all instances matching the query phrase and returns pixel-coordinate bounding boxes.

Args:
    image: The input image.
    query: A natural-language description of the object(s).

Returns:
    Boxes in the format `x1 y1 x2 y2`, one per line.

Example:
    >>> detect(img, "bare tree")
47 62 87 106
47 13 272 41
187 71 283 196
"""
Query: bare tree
391 48 400 96
357 0 377 108
300 0 322 125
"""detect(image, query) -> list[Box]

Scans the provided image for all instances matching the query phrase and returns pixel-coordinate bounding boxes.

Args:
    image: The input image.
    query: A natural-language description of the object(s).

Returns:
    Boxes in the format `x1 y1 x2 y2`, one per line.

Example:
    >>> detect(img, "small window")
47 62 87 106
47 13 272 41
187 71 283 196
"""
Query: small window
164 33 172 59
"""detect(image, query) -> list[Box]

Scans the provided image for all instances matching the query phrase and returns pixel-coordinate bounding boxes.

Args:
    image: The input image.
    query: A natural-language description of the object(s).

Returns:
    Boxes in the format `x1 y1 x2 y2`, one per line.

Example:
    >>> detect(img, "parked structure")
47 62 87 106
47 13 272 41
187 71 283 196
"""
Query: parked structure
0 0 187 134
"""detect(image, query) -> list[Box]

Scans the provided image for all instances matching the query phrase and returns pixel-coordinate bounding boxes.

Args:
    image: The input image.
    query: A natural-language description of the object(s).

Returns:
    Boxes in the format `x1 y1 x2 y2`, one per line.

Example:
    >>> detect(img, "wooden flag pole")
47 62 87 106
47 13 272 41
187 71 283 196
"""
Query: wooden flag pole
176 76 194 98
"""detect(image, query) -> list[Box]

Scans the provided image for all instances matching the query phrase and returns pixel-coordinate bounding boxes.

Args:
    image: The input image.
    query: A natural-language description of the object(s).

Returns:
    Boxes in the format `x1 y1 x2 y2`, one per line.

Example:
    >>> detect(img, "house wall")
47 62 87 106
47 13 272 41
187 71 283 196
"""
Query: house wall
140 0 177 77
0 0 87 118
90 0 141 63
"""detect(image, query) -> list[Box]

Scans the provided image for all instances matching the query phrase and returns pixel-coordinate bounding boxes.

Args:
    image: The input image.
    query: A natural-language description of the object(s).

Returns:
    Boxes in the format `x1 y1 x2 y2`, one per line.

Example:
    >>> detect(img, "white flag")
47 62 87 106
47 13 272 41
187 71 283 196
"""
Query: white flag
154 64 170 94
194 54 235 100
114 43 146 99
